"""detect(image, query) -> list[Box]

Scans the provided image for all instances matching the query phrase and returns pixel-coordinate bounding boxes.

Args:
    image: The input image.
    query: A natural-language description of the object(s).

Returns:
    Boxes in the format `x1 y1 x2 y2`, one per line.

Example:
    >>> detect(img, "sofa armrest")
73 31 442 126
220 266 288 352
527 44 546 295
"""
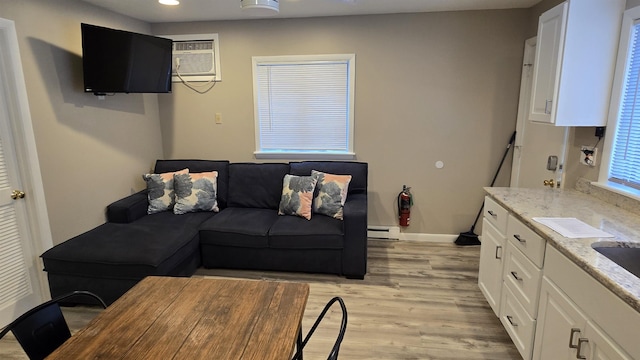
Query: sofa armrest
107 191 148 223
342 192 367 279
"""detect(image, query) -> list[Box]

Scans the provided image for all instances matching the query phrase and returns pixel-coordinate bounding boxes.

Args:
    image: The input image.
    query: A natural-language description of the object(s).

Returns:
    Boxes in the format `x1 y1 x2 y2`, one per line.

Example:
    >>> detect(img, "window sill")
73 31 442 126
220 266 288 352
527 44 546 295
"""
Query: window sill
254 151 356 161
591 181 640 202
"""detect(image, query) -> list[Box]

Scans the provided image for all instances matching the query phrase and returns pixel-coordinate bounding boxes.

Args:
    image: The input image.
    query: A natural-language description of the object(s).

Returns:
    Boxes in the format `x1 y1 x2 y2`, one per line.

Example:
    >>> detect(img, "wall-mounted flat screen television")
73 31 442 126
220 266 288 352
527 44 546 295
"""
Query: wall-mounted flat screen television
81 23 172 96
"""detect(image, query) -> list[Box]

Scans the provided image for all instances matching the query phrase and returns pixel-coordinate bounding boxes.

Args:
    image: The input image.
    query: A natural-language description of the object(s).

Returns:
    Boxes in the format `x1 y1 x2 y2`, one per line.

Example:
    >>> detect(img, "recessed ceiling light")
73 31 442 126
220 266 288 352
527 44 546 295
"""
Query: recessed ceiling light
159 0 180 5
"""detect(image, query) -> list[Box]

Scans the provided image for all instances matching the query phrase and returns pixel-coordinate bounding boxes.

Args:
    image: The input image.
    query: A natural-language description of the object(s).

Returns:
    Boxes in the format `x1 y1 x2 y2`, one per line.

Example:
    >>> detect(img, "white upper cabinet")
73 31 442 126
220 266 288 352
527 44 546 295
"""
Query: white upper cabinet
529 0 624 126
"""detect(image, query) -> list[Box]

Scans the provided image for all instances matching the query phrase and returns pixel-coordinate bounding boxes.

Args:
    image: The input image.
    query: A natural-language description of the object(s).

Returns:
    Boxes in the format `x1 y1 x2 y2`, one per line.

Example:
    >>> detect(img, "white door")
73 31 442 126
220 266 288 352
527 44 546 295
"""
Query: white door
511 37 568 189
0 18 52 326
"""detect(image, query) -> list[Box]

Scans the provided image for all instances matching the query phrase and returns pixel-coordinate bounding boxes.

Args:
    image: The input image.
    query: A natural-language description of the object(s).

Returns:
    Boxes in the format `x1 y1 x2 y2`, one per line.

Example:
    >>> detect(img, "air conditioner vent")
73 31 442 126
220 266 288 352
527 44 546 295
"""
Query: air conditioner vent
174 41 213 51
161 33 221 82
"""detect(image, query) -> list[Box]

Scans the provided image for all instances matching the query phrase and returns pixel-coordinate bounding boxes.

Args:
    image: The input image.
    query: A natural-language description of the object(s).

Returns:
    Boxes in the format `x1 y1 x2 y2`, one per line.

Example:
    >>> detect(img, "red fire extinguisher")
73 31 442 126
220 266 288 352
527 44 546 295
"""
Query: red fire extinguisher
398 185 412 227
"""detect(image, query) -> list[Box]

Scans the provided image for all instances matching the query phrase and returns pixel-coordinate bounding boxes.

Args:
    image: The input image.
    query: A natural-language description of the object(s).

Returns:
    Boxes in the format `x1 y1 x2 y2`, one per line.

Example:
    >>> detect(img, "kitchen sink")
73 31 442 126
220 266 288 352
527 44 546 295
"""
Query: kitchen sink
592 243 640 278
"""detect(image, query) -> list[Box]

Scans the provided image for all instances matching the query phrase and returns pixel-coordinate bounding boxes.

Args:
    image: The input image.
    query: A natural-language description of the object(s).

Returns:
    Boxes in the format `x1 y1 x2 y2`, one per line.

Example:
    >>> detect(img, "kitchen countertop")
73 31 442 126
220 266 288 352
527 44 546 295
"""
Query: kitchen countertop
484 187 640 313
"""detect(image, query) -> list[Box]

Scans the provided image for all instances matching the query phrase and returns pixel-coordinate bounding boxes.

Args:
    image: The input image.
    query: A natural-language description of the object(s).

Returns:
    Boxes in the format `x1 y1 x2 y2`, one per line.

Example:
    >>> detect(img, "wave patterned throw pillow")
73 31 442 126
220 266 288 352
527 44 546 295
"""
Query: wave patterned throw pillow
278 174 318 220
143 168 189 214
173 171 219 215
312 170 352 220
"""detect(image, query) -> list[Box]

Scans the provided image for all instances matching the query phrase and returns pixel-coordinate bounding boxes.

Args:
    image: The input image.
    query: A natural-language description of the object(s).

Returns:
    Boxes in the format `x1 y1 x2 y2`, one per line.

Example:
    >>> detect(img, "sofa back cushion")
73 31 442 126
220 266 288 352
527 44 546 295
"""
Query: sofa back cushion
228 163 290 209
289 161 368 194
154 160 230 209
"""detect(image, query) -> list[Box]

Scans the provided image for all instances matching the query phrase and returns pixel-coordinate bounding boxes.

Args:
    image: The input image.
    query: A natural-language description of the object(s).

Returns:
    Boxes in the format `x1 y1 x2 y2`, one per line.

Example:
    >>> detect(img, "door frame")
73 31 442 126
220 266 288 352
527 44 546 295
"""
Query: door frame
511 37 537 187
0 18 53 304
511 36 569 189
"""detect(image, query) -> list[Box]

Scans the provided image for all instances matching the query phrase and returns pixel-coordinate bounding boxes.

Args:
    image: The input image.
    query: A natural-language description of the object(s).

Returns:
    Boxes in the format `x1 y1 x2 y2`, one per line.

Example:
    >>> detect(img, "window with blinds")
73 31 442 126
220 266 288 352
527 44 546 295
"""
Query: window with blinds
252 54 355 159
610 21 640 190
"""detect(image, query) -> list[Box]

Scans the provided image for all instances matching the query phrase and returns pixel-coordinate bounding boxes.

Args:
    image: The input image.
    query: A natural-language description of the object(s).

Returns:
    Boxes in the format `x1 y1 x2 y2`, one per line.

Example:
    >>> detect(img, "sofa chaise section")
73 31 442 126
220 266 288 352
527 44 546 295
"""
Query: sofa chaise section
41 160 230 305
41 211 211 305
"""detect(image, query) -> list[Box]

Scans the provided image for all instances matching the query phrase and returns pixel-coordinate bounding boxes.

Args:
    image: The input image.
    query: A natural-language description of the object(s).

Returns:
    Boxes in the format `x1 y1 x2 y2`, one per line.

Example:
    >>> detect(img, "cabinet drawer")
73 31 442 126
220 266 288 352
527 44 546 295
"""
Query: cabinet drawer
484 196 508 234
507 215 545 267
503 243 542 318
500 285 536 360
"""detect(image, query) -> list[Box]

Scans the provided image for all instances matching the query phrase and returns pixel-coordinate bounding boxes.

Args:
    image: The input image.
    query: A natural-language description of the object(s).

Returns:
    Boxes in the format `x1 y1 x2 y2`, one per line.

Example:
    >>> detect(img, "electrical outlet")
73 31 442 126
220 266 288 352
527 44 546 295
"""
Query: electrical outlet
579 146 597 166
215 113 222 124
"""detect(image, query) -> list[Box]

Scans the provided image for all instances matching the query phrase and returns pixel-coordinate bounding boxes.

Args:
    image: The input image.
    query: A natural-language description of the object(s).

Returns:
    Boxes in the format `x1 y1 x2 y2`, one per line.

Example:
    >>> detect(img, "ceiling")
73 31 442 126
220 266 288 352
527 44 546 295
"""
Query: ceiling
80 0 543 23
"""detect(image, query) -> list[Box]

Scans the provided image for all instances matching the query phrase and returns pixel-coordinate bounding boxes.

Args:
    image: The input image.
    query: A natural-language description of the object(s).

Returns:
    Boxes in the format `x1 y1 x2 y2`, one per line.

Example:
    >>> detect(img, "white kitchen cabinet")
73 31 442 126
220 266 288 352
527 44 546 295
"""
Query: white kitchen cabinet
499 216 545 360
478 218 505 316
500 285 537 359
529 0 624 126
534 246 637 359
529 2 566 124
533 277 587 360
502 243 542 318
583 321 633 360
534 278 632 360
479 197 546 360
479 197 509 316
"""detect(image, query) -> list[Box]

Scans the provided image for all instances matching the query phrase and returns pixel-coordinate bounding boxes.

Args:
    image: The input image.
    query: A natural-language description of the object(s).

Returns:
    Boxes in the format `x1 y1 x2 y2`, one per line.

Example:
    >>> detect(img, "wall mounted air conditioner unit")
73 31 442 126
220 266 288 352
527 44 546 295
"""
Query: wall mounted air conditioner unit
161 33 221 82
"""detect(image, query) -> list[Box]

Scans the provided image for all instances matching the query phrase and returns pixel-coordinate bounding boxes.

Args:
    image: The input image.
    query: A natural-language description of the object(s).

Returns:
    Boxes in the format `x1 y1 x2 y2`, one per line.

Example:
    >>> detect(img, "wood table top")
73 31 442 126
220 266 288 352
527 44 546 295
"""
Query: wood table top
47 276 310 360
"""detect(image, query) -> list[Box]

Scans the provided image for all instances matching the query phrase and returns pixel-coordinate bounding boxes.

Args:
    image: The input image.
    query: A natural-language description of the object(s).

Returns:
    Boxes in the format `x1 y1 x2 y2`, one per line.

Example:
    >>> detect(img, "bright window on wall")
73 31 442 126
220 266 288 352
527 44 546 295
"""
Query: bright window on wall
251 54 355 159
600 7 640 197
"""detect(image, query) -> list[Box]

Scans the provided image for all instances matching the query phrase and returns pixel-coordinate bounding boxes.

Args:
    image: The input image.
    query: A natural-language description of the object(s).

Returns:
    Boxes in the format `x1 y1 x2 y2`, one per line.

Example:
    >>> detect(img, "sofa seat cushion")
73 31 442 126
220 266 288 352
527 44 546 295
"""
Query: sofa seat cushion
41 211 213 279
198 208 278 248
268 214 344 250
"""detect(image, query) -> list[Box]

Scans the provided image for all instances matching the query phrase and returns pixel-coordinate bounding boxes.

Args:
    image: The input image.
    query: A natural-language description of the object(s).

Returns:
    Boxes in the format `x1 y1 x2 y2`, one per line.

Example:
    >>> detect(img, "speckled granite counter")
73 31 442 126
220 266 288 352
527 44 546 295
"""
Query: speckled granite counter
484 187 640 313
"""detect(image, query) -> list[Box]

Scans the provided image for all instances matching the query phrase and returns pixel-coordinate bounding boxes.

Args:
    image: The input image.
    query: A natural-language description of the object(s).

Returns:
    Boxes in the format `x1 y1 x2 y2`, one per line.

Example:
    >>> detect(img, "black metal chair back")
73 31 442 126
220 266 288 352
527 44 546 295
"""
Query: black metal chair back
0 290 106 360
292 296 348 360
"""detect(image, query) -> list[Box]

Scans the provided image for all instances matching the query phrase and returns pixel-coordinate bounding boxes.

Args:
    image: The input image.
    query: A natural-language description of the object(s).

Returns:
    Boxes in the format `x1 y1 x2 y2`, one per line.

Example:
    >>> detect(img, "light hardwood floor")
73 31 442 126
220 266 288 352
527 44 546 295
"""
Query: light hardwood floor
0 240 520 359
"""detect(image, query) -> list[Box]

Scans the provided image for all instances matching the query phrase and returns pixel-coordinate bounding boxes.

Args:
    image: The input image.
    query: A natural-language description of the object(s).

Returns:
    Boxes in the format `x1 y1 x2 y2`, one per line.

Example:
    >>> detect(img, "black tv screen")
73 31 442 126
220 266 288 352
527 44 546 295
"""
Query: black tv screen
81 23 172 95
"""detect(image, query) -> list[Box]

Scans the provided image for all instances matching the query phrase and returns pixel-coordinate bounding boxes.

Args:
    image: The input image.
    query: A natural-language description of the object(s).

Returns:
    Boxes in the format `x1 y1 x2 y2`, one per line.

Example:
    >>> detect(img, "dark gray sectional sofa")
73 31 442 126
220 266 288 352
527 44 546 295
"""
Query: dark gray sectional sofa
41 160 368 305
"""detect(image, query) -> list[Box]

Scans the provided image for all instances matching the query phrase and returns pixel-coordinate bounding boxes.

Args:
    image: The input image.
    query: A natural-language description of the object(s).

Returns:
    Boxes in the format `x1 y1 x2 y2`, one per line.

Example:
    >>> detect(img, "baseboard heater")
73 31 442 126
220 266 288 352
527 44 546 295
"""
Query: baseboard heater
367 226 400 240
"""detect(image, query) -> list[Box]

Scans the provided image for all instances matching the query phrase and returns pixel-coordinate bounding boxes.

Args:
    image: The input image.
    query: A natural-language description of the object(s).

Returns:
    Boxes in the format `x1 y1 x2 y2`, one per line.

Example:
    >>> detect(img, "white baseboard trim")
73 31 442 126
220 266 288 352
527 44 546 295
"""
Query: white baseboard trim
401 233 458 242
370 233 460 243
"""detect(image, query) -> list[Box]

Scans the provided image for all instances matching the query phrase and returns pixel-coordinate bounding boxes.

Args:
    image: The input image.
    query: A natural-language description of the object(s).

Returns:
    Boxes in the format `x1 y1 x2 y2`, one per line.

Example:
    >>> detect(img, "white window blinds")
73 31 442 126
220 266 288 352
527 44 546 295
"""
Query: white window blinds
610 22 640 189
252 55 355 158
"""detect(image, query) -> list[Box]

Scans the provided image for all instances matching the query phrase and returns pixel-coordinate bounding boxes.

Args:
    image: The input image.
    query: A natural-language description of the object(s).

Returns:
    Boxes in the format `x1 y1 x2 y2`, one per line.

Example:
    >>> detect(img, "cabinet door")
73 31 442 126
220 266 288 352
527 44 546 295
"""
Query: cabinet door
529 2 567 123
478 219 505 316
532 277 587 360
582 321 633 360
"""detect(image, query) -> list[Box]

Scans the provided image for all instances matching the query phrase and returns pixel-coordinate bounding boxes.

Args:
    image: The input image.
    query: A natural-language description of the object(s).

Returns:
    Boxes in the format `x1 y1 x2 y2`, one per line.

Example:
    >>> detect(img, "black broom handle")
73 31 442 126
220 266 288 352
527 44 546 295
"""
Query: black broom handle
470 130 517 231
489 131 517 188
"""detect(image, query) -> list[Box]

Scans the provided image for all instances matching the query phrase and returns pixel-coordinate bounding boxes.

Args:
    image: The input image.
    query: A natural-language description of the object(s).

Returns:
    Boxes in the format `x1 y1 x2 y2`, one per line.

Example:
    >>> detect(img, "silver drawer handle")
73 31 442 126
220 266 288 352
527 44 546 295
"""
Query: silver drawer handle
511 271 522 281
576 338 589 359
513 234 526 243
487 210 497 217
495 245 502 259
506 315 518 327
569 328 581 349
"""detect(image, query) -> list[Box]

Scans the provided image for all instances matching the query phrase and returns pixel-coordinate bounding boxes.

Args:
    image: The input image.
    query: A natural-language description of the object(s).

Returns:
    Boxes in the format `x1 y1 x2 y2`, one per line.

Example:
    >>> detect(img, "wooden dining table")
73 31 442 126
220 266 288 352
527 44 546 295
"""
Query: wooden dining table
46 276 310 359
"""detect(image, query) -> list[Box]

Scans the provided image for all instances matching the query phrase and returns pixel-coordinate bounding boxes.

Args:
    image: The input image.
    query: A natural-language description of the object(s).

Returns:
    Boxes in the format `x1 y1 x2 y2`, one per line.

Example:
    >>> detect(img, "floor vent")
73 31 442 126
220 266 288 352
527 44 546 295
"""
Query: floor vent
367 226 400 240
